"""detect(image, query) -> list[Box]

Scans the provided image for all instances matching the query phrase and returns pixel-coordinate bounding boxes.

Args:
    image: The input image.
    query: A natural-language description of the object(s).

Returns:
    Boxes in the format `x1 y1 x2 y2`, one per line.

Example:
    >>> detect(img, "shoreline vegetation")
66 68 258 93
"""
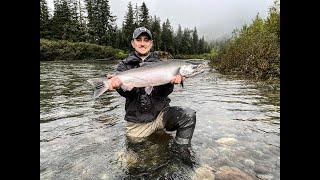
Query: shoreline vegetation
40 0 279 81
210 0 280 81
40 39 127 61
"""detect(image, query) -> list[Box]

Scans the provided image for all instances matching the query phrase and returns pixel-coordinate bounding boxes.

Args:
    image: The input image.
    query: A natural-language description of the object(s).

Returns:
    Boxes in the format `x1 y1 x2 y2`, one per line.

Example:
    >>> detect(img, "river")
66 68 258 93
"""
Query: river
40 60 279 179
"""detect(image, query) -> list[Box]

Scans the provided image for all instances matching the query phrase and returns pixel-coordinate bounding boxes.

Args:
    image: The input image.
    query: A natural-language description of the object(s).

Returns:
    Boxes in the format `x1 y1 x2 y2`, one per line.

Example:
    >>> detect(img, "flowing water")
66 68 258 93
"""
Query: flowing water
40 60 280 179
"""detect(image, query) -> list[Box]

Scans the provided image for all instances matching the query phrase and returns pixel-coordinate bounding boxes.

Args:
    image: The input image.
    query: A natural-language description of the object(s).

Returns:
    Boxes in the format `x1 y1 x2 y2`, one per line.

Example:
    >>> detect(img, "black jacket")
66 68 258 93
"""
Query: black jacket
115 52 174 123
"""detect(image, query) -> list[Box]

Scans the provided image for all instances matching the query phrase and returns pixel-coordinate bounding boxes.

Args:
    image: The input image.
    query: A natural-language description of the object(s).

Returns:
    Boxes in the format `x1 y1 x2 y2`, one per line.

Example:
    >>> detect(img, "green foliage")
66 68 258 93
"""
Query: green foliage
139 2 150 29
122 2 136 49
181 28 192 54
150 15 161 51
192 27 199 54
40 0 51 38
174 25 183 54
160 19 174 54
211 0 280 80
115 51 128 60
84 0 116 45
174 54 205 59
40 39 127 61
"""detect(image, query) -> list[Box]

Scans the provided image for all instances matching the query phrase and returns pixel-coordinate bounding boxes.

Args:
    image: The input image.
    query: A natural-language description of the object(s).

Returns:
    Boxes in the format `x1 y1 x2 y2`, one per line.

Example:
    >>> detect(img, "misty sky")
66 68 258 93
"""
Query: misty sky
47 0 275 40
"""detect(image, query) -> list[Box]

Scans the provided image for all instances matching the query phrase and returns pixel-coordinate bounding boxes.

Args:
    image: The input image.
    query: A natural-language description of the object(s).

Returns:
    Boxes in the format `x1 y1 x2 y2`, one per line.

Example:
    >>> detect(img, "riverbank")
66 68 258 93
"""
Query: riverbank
40 39 128 61
209 0 279 81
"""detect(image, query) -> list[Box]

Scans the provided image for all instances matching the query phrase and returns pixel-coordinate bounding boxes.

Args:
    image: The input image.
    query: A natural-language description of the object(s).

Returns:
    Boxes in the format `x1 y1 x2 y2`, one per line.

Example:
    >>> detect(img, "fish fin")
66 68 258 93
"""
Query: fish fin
87 78 109 99
121 84 134 91
179 74 184 88
145 86 153 95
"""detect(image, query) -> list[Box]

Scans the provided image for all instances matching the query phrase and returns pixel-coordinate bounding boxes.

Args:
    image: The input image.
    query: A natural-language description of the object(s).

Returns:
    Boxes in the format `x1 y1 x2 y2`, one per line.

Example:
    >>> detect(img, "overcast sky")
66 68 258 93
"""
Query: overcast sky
47 0 275 40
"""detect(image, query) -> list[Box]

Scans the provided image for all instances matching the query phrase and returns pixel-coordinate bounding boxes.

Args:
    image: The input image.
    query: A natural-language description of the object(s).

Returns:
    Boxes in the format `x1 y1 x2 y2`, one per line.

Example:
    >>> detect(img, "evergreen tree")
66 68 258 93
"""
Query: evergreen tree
84 0 116 45
198 36 205 54
150 15 161 51
139 2 150 29
133 3 140 27
69 0 84 42
40 0 50 38
86 0 96 43
114 27 126 49
174 24 183 54
181 28 192 54
160 19 174 54
51 0 74 40
192 27 199 54
100 0 116 45
75 0 87 42
123 2 136 48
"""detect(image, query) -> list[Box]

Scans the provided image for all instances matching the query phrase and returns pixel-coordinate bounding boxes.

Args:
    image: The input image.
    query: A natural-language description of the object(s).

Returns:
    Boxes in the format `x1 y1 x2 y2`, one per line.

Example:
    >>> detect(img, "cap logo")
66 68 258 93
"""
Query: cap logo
138 27 147 31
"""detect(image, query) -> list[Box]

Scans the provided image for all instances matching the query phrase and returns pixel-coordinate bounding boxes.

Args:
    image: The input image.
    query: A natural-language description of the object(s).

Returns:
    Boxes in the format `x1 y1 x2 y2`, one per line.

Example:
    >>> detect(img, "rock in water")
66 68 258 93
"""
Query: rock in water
215 138 237 146
116 150 138 167
193 164 215 180
215 166 253 180
243 159 255 168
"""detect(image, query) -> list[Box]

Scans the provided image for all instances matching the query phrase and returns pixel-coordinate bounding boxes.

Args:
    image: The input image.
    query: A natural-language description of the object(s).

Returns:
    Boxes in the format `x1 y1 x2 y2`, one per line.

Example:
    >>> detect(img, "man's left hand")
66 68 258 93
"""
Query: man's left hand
170 74 185 84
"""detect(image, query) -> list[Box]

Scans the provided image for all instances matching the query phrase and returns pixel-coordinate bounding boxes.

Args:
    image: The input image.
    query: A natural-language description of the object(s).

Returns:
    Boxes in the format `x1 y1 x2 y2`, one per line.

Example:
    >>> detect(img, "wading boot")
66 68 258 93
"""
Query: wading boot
170 142 195 166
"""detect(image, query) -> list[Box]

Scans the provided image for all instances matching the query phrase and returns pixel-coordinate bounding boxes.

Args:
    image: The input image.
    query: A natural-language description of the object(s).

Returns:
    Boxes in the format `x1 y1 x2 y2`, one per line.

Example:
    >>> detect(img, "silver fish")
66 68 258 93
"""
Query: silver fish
87 60 207 99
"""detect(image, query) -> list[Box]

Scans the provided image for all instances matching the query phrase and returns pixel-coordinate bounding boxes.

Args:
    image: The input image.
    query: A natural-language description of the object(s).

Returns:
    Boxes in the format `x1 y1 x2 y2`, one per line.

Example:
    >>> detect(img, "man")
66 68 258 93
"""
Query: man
108 27 196 162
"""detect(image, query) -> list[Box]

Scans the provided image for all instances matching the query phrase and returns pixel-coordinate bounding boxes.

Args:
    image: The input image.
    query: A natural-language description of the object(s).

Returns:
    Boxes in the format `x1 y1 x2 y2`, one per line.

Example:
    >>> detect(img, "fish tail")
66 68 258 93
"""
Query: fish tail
87 78 109 99
180 75 184 88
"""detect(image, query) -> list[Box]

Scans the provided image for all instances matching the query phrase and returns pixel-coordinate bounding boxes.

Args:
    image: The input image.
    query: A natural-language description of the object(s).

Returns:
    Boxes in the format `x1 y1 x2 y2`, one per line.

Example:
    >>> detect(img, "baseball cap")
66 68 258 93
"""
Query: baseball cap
132 27 153 40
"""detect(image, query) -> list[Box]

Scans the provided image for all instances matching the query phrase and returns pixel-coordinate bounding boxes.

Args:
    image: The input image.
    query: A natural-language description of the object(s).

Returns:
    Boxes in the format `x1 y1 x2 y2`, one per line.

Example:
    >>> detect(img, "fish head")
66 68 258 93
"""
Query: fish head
179 62 206 77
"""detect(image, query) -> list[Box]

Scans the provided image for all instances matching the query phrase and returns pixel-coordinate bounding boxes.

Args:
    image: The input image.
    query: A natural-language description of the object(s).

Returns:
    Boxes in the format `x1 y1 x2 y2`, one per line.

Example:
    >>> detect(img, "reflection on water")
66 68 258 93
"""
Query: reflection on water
40 60 280 179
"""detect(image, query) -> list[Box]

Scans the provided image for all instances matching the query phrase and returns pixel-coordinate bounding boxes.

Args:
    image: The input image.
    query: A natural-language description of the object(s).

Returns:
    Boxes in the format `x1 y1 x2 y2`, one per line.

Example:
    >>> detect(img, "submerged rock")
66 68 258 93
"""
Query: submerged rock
243 159 255 168
256 174 274 180
116 150 138 167
215 166 253 180
254 165 269 174
202 148 216 160
100 173 110 180
193 164 215 180
215 138 237 146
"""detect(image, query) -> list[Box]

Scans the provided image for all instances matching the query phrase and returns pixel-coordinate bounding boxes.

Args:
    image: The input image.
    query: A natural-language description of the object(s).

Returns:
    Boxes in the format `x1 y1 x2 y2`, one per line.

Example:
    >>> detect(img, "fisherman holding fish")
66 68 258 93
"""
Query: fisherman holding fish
89 27 197 163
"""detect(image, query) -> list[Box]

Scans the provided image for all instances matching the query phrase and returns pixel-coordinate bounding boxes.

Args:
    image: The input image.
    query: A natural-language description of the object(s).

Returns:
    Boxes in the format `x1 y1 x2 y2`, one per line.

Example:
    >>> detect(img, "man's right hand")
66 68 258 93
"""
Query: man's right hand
107 74 122 90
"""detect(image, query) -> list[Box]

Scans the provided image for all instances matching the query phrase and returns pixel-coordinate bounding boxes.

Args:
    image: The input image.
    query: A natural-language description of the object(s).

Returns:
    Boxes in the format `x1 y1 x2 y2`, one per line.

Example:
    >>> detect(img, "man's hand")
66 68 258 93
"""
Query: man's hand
170 74 185 84
107 74 122 90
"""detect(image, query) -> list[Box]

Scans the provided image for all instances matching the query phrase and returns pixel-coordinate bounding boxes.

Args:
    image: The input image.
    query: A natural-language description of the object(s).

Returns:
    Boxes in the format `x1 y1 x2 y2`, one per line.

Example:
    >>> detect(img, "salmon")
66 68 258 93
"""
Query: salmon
87 60 207 99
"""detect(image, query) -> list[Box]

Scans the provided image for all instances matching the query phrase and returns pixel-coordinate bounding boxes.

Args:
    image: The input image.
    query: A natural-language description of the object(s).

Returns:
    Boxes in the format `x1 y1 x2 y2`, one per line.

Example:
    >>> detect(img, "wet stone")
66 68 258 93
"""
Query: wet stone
203 148 216 159
256 174 274 180
243 159 255 168
215 166 253 180
193 164 215 180
116 150 138 167
100 173 110 180
216 138 237 146
252 150 264 159
254 165 269 174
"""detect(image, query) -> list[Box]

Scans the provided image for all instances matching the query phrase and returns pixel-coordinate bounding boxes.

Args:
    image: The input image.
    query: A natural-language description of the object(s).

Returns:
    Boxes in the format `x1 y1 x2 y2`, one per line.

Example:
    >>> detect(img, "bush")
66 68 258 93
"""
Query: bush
210 0 280 80
40 39 128 61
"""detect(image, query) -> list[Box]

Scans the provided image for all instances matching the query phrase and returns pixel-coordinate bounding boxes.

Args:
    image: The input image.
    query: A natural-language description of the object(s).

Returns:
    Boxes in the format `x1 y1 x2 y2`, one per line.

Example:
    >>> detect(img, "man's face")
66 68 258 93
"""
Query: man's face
131 34 153 56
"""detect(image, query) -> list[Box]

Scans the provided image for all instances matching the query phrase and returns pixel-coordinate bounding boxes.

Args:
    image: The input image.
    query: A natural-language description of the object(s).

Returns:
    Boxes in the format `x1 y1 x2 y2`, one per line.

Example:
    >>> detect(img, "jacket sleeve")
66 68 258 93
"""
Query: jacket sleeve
153 83 174 97
115 61 138 97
